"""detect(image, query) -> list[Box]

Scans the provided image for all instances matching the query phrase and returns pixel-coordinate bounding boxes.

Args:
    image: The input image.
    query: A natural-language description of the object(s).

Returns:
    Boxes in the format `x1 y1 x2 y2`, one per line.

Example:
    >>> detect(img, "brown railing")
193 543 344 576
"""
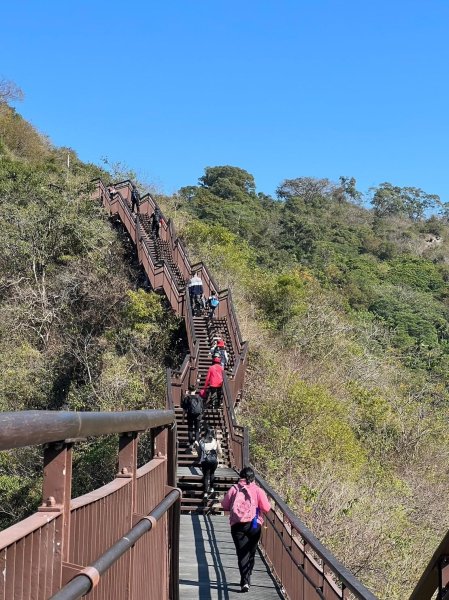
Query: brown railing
0 410 180 600
409 528 449 600
256 474 377 600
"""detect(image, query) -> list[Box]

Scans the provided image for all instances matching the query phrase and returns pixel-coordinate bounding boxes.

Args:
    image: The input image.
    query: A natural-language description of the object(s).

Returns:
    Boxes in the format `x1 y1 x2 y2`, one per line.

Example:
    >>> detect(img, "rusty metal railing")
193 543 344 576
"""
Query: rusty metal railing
0 410 180 600
49 488 181 600
409 528 449 600
255 473 377 600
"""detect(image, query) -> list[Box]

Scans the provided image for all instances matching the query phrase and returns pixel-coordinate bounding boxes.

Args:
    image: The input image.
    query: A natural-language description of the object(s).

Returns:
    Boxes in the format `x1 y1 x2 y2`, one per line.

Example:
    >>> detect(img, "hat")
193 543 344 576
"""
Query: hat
213 357 221 363
217 340 225 347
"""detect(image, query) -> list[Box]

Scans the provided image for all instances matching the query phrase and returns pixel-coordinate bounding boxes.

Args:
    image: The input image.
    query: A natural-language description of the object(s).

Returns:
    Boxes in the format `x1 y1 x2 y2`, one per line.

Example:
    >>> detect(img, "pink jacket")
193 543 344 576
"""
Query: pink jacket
221 480 271 526
204 363 223 389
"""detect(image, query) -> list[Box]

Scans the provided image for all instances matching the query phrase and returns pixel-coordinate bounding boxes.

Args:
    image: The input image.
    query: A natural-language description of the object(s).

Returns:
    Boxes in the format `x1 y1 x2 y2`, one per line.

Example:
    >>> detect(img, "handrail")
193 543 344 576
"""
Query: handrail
409 528 449 600
49 488 181 600
255 472 378 600
0 409 174 450
166 368 175 411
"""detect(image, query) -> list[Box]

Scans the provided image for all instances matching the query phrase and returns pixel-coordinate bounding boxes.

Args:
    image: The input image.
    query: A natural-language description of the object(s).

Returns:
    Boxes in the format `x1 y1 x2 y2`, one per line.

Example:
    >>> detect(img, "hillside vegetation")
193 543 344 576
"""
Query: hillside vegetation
0 102 181 527
159 166 449 599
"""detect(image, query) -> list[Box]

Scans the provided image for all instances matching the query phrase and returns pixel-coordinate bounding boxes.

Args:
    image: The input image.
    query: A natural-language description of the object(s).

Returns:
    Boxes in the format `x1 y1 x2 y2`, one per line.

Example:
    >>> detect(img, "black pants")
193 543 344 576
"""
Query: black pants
207 386 222 407
231 522 261 587
186 414 201 445
131 199 139 213
152 221 159 238
201 460 217 493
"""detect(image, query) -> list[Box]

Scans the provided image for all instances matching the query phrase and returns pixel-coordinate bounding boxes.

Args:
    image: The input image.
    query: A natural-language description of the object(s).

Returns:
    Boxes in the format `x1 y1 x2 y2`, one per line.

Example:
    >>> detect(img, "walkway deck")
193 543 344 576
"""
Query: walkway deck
179 514 284 599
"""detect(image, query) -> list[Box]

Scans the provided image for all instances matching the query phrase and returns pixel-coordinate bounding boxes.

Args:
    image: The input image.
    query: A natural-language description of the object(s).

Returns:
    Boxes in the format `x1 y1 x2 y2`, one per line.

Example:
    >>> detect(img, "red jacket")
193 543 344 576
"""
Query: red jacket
204 363 223 389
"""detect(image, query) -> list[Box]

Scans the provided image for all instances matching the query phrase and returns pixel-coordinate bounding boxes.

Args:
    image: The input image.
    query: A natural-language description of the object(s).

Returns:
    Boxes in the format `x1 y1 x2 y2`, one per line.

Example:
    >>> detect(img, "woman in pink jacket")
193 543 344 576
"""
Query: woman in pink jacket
221 466 271 593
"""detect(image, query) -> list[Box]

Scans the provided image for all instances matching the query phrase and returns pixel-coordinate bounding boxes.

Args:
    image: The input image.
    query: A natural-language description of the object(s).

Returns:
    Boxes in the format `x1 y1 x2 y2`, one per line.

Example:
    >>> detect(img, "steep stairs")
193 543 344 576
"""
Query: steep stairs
135 217 239 512
139 214 186 289
176 406 238 514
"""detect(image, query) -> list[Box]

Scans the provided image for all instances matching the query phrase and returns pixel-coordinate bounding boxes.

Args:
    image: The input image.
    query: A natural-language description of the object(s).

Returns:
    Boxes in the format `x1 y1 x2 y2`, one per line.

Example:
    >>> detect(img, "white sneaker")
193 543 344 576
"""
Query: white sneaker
209 488 214 493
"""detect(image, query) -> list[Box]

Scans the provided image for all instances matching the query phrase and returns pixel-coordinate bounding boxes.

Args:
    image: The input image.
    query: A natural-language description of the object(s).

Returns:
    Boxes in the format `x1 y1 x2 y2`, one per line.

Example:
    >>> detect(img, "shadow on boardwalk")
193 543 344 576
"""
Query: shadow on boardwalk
179 514 284 599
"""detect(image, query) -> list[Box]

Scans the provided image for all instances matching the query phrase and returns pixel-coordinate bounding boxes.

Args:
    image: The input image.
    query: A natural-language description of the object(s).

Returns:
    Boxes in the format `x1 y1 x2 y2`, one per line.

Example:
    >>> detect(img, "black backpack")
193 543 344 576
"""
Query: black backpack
200 441 218 465
188 394 203 417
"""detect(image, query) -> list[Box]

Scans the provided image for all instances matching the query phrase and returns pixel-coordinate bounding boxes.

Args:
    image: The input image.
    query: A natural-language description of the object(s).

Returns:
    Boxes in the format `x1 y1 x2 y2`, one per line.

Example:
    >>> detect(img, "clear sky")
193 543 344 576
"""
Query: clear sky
3 0 449 200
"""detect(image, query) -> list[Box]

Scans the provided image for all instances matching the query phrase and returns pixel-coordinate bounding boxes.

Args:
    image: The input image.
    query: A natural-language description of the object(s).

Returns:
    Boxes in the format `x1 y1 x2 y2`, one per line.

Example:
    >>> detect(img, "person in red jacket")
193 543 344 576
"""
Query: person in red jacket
203 357 223 408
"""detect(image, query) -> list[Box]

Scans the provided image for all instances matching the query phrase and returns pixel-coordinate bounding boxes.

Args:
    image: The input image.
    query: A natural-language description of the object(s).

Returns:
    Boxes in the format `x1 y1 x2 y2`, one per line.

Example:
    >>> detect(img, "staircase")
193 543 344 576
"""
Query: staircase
136 218 239 513
140 214 186 289
176 406 238 514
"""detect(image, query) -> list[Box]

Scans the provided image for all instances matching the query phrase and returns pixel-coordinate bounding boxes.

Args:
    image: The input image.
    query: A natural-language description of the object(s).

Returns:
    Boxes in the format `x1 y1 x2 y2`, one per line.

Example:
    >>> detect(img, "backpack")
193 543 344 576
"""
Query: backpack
199 440 218 465
212 347 221 359
210 296 219 308
230 484 256 523
188 394 202 417
212 347 227 366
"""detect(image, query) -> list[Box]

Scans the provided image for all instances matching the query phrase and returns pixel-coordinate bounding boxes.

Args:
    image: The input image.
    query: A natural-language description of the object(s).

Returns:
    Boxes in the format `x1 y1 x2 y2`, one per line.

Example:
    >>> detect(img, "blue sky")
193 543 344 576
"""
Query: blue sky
3 0 449 201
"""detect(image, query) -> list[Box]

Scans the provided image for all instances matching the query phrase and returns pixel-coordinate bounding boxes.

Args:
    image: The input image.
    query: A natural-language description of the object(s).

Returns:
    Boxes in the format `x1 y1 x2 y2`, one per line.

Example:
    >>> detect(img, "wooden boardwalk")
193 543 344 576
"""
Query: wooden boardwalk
179 514 284 599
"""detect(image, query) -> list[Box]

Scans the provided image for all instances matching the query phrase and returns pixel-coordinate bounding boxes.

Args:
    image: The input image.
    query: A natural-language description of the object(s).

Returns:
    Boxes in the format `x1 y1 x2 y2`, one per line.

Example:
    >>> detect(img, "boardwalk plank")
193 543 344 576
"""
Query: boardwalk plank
179 515 284 599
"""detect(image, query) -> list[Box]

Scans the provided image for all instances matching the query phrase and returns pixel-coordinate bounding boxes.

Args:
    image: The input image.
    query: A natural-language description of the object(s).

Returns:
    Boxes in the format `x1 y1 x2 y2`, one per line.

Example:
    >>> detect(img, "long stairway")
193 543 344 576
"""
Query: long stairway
138 213 239 512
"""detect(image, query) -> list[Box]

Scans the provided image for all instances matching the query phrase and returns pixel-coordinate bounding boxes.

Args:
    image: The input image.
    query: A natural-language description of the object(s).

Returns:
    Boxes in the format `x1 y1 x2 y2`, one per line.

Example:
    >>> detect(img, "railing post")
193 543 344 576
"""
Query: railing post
439 555 449 600
167 423 177 488
118 432 138 597
169 492 181 600
38 441 73 575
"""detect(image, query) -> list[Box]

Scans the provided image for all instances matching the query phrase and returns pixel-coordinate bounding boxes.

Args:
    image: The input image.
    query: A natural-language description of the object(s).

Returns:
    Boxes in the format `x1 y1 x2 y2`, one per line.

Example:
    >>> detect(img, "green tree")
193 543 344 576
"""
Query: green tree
371 182 440 220
199 165 256 196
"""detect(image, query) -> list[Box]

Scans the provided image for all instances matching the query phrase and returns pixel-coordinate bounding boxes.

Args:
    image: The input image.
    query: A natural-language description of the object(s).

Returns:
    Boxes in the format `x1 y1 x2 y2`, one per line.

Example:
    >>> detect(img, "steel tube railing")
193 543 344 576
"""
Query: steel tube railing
0 410 175 450
255 473 378 600
49 488 181 600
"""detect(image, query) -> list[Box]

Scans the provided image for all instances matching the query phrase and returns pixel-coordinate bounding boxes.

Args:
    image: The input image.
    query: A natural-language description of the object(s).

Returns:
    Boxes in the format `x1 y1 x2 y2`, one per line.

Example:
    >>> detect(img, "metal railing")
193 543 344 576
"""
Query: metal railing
0 410 180 600
256 474 378 600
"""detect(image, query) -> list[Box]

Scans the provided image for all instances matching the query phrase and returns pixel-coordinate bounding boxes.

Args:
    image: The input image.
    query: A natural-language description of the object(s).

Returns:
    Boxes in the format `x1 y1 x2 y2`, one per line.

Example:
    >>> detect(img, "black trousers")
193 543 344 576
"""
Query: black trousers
201 460 217 493
186 414 201 445
231 522 261 587
207 386 222 407
151 220 159 238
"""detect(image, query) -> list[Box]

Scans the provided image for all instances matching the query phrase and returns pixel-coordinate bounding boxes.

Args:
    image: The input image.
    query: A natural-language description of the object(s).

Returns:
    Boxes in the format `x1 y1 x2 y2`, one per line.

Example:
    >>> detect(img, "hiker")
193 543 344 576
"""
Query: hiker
181 384 203 451
151 208 160 238
188 272 205 314
207 290 219 319
131 184 140 213
203 357 224 407
221 466 271 593
193 427 222 498
107 184 117 202
210 338 228 368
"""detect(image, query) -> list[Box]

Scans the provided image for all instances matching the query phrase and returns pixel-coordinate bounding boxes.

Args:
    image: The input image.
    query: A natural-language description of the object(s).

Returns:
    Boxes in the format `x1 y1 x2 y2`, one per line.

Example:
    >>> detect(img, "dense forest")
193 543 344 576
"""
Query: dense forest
1 88 449 599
